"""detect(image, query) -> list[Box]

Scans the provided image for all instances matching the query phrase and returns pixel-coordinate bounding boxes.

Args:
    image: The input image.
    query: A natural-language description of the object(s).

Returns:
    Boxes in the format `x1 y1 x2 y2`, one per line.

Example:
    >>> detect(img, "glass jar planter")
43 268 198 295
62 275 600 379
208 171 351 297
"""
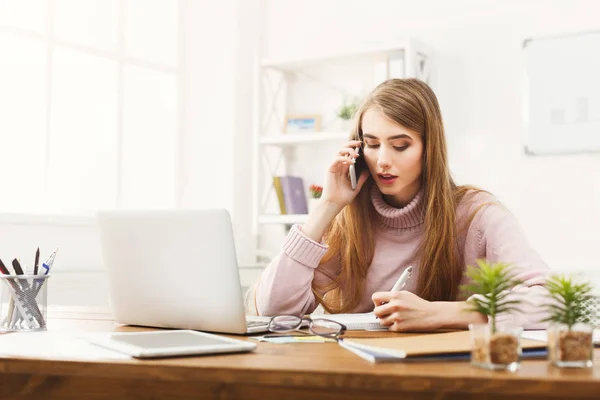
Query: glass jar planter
469 323 522 371
547 323 593 368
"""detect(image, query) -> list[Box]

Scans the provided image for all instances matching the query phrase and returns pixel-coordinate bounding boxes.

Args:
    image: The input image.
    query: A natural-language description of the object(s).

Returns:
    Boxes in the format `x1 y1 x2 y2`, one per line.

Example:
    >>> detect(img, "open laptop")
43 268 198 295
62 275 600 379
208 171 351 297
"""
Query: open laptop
96 209 271 334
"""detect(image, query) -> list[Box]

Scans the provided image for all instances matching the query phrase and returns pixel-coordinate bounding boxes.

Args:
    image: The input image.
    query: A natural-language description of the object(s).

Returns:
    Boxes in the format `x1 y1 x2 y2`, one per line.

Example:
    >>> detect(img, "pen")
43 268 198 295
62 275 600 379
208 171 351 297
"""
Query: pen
42 247 58 275
12 258 30 290
0 258 14 279
33 247 58 295
34 247 40 275
376 266 414 315
390 266 413 292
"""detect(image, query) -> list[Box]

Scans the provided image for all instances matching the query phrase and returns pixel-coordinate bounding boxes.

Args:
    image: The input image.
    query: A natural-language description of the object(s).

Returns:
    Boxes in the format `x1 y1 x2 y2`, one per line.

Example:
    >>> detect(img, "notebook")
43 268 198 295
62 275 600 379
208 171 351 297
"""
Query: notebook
310 312 386 331
339 331 548 363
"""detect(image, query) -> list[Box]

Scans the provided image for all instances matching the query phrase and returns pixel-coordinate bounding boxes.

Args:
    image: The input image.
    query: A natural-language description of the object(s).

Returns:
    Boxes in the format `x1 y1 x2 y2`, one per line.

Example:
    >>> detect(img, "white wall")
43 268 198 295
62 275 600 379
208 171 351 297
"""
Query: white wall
4 1 599 307
0 0 261 308
0 214 110 307
179 0 260 267
258 0 600 282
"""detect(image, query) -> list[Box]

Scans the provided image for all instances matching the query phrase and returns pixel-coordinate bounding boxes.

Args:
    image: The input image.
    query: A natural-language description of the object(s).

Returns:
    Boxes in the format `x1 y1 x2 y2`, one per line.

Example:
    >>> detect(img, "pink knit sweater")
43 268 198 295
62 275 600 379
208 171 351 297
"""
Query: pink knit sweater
255 186 550 329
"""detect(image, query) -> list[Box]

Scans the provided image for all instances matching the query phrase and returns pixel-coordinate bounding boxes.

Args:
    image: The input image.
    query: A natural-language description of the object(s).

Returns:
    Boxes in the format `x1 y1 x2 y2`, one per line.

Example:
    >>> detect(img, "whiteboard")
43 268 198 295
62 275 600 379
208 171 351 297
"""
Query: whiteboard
524 30 600 155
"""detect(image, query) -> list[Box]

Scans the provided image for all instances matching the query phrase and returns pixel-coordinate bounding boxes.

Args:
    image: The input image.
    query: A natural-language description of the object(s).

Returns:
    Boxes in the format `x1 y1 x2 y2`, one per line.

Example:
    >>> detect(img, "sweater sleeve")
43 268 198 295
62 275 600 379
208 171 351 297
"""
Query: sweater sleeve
254 225 340 316
470 201 551 329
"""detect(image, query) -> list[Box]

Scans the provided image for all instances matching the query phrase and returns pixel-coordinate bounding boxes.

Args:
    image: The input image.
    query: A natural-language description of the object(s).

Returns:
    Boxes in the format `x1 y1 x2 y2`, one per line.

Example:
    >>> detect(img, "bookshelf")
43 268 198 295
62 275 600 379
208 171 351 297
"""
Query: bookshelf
251 39 433 263
260 131 348 146
258 214 310 225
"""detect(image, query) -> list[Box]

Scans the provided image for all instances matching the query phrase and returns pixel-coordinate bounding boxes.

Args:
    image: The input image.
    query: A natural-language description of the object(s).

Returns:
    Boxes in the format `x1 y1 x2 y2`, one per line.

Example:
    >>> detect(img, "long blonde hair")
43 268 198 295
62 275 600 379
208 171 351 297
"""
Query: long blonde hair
313 78 478 313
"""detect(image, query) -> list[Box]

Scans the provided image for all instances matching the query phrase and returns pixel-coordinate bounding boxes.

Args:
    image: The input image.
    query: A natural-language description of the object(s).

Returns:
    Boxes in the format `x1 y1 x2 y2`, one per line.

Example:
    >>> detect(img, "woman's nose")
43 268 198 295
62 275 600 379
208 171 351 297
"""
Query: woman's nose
377 148 392 170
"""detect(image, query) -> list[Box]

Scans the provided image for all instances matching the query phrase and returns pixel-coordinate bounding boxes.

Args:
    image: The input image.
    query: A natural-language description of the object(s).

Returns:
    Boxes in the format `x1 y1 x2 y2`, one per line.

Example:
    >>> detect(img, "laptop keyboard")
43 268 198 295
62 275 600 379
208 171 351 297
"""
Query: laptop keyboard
246 320 268 328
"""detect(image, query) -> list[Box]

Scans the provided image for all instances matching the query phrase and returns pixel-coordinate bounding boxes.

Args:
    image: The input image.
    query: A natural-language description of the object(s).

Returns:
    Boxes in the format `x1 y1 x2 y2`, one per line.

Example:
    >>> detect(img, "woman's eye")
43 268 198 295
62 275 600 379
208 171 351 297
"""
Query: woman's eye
365 144 380 149
394 145 408 151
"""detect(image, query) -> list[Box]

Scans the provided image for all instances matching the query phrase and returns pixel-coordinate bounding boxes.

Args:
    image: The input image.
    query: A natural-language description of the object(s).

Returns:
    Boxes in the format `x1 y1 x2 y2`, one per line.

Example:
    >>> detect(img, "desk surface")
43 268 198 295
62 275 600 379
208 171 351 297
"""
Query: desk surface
0 309 599 400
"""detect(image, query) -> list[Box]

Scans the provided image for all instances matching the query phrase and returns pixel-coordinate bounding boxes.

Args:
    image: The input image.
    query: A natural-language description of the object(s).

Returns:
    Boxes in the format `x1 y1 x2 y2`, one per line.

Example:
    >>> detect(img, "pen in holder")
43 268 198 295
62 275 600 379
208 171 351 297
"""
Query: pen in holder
0 274 50 332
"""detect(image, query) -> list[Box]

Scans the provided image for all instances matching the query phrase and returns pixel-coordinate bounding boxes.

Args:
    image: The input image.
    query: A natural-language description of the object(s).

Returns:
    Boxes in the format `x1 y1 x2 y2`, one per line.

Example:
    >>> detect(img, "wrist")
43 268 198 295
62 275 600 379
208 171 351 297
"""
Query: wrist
318 199 344 216
301 200 343 242
437 301 487 330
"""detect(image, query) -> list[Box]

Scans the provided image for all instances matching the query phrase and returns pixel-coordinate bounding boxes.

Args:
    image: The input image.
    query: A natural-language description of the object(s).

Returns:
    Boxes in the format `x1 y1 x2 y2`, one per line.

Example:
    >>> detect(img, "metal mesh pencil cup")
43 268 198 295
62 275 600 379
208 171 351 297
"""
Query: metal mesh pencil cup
0 275 50 332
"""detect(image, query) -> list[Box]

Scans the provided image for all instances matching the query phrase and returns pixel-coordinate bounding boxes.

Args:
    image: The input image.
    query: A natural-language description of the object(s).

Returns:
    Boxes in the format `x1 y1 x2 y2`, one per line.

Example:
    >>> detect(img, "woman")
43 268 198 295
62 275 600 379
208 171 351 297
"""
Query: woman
251 78 549 331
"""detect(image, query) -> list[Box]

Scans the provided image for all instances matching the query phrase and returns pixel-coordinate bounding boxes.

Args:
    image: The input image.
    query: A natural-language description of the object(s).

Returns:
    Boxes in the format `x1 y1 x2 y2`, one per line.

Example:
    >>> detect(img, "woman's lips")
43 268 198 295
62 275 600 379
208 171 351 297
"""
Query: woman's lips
378 174 398 185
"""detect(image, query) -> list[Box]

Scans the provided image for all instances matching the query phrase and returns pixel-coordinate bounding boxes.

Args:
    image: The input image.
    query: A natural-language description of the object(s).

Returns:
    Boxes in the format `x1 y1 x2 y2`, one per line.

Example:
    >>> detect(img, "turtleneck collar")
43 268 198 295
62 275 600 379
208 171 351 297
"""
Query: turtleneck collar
370 184 425 230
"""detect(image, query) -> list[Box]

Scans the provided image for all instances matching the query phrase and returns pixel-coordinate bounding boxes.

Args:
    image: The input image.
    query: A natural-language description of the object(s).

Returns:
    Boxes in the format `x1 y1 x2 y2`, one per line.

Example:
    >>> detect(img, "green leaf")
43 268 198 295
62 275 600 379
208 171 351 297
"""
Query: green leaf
460 259 525 324
541 274 596 328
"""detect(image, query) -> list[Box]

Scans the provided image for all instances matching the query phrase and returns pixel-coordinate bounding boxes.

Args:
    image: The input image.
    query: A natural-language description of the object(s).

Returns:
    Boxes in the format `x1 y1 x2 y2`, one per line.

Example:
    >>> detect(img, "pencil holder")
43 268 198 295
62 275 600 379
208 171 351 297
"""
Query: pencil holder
0 275 50 332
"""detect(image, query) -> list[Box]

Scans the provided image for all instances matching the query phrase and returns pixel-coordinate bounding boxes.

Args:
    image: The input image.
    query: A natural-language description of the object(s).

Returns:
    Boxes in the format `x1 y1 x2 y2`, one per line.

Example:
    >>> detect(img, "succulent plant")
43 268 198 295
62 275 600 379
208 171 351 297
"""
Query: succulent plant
462 260 524 333
542 274 595 330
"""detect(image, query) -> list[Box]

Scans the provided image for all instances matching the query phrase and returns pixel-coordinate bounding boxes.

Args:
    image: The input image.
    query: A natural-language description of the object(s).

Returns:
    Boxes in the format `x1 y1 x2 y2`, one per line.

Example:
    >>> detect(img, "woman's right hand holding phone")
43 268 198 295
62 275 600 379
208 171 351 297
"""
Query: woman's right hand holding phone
301 140 369 242
320 140 369 208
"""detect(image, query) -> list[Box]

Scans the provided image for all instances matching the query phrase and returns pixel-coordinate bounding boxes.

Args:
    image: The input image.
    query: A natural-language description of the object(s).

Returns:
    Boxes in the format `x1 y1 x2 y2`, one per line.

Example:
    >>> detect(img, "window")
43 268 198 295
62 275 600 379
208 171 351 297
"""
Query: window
0 0 179 215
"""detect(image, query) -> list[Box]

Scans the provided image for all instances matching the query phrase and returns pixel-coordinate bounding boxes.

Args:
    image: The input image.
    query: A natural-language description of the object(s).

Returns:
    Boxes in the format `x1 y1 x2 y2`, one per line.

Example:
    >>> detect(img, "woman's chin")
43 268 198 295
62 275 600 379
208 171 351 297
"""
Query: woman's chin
376 183 399 196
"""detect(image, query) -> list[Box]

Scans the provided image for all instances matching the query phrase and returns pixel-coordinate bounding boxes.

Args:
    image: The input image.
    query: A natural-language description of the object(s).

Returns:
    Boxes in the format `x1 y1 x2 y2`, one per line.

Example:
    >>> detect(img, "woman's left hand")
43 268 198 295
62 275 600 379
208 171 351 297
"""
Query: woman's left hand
372 291 446 332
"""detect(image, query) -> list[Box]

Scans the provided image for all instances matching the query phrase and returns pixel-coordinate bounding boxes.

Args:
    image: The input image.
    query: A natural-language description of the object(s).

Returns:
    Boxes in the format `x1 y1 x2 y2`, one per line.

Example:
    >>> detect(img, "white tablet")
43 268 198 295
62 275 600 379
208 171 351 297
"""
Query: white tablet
89 330 257 359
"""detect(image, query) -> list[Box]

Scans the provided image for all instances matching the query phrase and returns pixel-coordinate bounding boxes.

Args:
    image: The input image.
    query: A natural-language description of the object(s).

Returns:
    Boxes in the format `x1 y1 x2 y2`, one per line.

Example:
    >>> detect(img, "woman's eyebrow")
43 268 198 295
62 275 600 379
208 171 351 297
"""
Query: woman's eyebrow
363 133 413 141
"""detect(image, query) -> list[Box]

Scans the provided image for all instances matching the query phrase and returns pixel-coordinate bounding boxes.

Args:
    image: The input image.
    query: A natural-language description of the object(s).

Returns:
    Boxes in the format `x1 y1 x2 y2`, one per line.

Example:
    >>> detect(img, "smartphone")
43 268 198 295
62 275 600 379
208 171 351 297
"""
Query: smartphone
349 145 366 190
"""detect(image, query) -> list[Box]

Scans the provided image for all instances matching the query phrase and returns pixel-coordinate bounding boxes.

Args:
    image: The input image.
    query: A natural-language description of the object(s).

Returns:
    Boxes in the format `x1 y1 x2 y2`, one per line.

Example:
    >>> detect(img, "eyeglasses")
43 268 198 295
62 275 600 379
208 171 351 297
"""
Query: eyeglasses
268 315 346 339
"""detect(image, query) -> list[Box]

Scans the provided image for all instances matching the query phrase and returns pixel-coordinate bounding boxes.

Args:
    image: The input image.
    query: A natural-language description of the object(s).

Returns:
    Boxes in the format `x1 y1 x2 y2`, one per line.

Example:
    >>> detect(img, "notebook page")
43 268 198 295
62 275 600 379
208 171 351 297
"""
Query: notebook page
310 312 388 331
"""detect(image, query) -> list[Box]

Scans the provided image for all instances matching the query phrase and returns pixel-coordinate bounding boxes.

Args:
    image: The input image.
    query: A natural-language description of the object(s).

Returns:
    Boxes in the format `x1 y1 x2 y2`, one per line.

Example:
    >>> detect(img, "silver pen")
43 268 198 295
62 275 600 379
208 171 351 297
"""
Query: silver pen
390 266 413 292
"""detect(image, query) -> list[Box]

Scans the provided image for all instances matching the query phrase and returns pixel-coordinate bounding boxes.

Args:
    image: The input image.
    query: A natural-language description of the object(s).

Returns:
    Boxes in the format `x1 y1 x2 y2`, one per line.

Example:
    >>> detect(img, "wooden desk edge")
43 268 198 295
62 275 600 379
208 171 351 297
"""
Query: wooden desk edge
0 356 599 398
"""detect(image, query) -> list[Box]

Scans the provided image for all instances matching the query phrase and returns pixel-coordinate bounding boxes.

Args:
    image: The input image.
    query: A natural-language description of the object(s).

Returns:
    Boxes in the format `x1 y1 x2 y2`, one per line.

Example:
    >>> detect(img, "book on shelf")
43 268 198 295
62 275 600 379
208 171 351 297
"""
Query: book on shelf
272 177 287 214
281 176 308 214
272 176 308 215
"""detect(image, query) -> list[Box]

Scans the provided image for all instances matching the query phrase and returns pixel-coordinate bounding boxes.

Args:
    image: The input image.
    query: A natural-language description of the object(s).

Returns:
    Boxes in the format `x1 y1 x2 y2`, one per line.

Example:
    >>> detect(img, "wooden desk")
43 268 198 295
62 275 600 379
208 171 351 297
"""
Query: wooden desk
0 311 599 400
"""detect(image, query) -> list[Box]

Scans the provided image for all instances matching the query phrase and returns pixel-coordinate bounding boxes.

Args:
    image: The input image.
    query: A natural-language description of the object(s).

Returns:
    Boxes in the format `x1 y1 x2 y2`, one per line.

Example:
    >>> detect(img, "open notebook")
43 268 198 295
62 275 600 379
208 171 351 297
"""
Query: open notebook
310 312 386 331
339 331 548 363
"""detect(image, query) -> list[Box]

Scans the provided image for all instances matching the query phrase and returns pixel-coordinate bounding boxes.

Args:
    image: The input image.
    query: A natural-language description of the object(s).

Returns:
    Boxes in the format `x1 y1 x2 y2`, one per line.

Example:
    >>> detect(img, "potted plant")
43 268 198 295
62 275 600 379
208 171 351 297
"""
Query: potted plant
336 98 359 131
462 260 524 371
543 274 595 368
308 184 322 213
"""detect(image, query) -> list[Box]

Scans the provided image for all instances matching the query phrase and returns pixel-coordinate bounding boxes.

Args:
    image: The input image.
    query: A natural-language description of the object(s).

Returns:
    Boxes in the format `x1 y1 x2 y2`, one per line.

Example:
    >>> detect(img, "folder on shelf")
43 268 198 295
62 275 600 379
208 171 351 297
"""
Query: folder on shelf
339 331 547 363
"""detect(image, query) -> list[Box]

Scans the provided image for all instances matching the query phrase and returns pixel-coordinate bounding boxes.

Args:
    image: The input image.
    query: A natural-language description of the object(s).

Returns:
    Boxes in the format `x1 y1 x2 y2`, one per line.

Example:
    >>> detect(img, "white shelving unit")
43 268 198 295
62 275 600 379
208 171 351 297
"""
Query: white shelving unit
260 132 348 146
258 214 310 225
252 38 433 263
